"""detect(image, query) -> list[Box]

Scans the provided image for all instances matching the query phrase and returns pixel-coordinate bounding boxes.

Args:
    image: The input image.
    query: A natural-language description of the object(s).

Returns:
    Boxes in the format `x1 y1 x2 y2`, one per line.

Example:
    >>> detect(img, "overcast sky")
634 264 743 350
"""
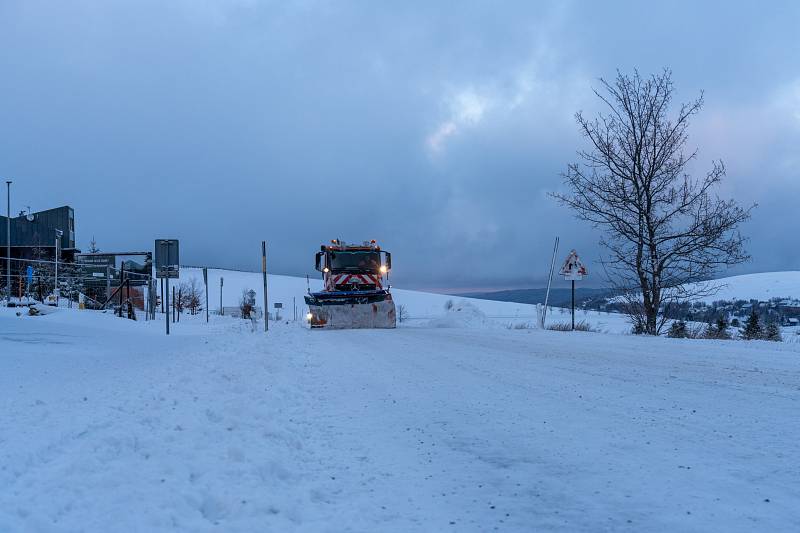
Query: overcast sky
1 1 798 290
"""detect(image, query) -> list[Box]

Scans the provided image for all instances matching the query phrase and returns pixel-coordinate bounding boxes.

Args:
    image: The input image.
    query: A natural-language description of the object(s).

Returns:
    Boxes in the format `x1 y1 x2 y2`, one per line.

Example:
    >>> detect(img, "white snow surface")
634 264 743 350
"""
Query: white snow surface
2 272 800 531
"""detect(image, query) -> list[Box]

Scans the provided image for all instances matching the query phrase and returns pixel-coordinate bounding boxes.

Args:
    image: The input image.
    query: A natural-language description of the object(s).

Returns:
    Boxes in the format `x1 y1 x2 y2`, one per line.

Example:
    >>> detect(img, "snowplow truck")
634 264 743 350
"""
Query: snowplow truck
304 240 396 329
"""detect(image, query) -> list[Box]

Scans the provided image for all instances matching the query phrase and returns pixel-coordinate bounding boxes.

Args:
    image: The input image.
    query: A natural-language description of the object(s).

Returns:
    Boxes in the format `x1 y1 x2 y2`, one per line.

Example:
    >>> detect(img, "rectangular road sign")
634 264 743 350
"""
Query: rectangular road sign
156 268 179 279
155 239 180 279
77 252 152 286
274 302 283 309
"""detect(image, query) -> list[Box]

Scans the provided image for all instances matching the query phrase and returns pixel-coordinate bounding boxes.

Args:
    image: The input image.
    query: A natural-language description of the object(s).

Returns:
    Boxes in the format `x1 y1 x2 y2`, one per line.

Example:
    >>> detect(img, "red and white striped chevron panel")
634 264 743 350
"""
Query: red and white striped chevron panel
326 273 382 290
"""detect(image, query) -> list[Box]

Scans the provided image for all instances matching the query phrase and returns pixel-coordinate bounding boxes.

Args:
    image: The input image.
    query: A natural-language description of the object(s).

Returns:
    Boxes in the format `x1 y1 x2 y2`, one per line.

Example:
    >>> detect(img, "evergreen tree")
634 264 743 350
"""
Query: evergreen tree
29 245 54 302
59 261 85 306
702 320 717 339
714 315 731 339
740 310 763 340
764 322 782 342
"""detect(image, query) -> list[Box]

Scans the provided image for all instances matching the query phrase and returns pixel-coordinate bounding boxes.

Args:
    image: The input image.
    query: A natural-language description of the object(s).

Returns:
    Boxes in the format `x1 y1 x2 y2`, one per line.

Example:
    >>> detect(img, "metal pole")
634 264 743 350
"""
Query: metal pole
172 286 176 323
165 276 170 335
571 279 575 331
119 263 125 317
220 277 224 315
5 180 10 304
542 236 559 328
262 241 268 332
54 233 58 306
106 264 111 303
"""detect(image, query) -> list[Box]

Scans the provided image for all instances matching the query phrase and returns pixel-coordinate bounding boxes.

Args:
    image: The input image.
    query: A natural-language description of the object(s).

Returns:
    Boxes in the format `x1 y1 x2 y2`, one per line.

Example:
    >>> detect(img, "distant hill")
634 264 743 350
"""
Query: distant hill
460 287 610 307
462 272 800 310
686 271 800 302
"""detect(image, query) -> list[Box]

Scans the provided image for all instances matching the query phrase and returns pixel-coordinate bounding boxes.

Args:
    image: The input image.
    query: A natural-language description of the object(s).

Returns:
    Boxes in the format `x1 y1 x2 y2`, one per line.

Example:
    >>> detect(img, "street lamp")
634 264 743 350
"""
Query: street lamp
5 180 10 305
54 228 63 305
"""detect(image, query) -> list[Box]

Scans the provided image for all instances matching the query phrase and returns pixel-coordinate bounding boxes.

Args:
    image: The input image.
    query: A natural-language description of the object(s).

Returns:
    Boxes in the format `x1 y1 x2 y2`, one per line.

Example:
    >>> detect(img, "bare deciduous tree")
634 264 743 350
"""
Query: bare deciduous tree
553 70 753 335
397 304 408 323
239 288 256 319
179 277 203 315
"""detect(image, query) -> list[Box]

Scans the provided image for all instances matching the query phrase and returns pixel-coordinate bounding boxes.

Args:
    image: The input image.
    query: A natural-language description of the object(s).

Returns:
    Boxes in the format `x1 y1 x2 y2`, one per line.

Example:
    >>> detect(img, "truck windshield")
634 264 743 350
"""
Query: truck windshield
329 251 381 272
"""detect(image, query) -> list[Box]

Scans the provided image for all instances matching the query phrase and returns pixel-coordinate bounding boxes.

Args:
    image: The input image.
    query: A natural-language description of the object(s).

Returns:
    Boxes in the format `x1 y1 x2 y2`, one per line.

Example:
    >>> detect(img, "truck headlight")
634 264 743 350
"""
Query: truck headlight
306 312 313 321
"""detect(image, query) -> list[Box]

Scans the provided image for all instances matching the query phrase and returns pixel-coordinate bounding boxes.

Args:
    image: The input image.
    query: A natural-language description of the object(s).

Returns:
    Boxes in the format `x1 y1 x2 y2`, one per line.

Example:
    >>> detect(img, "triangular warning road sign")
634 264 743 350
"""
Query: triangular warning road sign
559 250 587 280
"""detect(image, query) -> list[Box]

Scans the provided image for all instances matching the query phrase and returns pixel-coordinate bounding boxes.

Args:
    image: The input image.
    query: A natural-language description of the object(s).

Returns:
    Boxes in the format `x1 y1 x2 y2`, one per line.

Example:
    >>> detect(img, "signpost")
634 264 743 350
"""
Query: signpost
262 241 269 332
77 252 152 287
203 267 209 323
559 249 588 331
155 239 180 335
274 302 282 322
220 276 224 316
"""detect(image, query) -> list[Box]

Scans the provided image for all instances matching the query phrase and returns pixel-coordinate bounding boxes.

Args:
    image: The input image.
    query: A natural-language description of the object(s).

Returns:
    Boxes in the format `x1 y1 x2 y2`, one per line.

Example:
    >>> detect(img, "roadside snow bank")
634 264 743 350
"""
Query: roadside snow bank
425 301 495 328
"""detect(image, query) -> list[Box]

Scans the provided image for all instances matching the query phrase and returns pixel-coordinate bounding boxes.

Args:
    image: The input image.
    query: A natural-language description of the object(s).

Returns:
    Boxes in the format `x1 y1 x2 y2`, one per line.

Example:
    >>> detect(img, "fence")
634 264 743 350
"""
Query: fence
0 255 157 319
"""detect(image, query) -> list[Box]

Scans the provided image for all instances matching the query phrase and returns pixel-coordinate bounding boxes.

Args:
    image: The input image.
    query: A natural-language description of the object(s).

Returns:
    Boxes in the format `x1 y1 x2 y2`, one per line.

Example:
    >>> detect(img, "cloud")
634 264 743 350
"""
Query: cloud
775 79 800 125
1 0 799 288
425 37 585 157
427 88 491 153
692 77 800 182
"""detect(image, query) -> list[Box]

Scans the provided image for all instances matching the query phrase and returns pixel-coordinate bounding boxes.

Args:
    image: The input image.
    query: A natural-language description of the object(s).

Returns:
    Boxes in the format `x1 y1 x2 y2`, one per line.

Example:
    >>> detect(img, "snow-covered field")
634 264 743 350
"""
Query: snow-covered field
2 275 800 531
689 271 800 302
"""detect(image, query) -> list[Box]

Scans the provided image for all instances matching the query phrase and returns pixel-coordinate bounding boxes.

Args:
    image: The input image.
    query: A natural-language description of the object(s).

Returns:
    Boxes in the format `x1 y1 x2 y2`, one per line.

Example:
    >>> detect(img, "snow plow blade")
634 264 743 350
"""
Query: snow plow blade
305 291 396 329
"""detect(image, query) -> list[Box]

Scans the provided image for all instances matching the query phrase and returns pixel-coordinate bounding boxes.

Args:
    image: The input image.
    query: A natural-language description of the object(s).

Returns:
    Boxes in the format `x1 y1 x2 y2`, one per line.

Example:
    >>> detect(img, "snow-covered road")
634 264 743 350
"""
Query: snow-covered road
2 309 799 532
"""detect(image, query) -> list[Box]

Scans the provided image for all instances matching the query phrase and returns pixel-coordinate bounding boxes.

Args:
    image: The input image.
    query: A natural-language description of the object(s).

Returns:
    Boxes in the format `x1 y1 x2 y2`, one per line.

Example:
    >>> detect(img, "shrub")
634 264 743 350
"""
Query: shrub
239 288 255 319
397 304 408 323
667 320 688 338
547 321 594 332
685 324 707 339
704 316 731 340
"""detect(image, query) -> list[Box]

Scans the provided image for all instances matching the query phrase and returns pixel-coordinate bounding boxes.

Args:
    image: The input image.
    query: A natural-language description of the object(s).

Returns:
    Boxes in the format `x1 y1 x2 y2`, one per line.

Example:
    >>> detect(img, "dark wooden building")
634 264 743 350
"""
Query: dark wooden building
0 206 77 265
